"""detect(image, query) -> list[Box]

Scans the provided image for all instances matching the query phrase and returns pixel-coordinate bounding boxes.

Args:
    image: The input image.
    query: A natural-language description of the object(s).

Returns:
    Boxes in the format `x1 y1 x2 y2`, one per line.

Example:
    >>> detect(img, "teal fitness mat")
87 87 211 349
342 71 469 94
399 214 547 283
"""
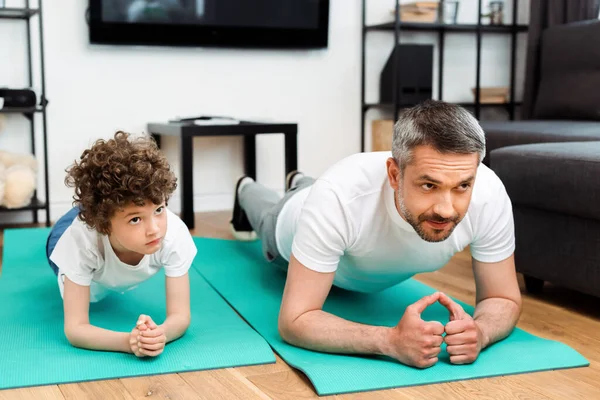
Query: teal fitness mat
0 228 275 390
192 237 589 396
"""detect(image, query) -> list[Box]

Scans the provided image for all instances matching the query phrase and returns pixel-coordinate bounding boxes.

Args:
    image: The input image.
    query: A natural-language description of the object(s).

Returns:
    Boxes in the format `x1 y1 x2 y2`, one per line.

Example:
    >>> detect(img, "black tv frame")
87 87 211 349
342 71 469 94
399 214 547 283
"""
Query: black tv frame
88 0 330 49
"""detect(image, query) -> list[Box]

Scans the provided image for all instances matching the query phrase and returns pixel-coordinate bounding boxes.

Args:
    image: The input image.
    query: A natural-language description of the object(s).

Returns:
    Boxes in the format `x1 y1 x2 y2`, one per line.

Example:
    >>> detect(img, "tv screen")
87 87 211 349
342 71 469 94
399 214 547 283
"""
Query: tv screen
88 0 330 49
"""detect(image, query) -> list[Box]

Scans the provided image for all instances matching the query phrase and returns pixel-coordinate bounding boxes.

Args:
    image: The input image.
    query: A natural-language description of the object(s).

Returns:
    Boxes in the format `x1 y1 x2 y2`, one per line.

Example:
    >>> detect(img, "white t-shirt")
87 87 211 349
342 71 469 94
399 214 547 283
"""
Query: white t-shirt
275 151 515 293
50 208 197 301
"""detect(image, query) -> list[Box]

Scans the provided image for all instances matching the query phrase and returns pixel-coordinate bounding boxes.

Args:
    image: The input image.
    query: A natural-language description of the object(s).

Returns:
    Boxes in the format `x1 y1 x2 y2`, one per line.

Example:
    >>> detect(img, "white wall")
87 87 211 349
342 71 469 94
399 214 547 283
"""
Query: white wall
363 0 530 149
0 0 528 224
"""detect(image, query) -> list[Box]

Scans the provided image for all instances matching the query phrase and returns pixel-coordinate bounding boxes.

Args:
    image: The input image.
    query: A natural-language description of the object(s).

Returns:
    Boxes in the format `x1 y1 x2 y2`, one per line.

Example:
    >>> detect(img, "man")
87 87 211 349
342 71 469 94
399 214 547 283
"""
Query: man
230 100 522 369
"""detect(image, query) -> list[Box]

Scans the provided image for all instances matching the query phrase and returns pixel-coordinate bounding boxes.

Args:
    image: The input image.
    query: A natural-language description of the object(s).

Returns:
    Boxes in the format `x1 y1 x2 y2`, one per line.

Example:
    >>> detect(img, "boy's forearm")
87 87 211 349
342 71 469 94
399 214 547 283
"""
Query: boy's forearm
161 314 191 343
65 324 131 353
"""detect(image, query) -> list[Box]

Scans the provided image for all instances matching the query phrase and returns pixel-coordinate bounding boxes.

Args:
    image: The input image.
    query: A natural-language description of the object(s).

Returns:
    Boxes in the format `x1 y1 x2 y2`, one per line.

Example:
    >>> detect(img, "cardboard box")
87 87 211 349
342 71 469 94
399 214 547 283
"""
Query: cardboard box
372 119 395 152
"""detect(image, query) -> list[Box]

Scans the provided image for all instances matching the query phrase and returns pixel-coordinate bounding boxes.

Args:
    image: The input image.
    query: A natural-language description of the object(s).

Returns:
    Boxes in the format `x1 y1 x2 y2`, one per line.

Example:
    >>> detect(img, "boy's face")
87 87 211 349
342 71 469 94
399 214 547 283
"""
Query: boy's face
109 201 168 259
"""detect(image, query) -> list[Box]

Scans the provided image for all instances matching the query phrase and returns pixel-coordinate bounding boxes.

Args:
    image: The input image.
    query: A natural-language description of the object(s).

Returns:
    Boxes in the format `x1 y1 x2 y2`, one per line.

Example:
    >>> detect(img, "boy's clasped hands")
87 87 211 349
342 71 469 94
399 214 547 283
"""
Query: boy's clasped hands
129 314 167 357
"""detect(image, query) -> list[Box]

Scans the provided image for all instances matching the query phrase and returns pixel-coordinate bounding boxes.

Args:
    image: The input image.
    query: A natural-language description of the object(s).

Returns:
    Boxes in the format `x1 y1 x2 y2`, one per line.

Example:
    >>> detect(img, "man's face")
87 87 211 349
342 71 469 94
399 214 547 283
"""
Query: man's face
386 145 479 242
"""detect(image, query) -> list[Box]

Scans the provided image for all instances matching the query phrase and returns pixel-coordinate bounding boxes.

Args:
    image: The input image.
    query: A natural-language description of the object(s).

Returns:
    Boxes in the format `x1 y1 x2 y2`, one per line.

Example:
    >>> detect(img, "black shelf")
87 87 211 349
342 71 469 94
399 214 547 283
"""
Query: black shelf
364 102 523 111
0 8 39 19
0 1 50 227
0 106 44 114
0 198 46 212
360 0 525 152
366 22 528 33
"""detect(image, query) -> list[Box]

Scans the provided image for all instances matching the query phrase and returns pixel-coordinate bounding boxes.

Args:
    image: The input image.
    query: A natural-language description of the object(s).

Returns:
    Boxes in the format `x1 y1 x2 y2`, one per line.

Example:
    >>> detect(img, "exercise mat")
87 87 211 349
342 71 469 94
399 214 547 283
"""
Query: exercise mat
0 228 275 390
192 237 589 396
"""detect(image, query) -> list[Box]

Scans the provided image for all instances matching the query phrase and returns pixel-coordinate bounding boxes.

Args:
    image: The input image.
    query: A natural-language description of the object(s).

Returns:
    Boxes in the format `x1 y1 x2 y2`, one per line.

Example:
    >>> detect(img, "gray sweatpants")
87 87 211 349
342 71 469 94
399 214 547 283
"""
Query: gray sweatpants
238 176 315 270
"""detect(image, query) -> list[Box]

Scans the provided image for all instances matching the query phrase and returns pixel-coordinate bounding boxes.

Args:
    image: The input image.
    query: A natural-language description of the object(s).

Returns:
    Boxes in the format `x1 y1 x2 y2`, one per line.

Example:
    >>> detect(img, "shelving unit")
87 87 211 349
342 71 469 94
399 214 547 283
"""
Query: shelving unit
360 0 527 152
0 1 50 226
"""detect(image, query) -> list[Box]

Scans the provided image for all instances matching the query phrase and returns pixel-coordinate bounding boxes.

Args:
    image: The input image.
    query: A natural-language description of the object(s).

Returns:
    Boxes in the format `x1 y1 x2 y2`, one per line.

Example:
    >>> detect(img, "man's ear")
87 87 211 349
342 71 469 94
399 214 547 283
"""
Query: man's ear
386 157 401 191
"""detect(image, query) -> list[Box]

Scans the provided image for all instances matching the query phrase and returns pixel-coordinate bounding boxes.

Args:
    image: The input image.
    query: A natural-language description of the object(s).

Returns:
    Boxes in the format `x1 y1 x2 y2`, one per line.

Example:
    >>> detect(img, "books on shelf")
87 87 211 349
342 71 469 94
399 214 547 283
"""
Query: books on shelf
471 87 509 104
390 1 439 23
169 115 240 125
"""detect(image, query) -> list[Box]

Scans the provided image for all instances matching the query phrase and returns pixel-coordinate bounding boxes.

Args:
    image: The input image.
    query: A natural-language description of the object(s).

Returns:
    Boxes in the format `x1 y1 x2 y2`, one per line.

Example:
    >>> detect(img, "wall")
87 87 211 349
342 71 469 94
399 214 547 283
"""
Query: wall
0 0 528 224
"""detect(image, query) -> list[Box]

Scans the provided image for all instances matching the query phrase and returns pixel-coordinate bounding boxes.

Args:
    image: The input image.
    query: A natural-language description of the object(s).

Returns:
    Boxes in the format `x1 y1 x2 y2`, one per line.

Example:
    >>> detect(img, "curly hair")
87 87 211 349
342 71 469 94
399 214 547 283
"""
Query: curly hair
66 131 177 234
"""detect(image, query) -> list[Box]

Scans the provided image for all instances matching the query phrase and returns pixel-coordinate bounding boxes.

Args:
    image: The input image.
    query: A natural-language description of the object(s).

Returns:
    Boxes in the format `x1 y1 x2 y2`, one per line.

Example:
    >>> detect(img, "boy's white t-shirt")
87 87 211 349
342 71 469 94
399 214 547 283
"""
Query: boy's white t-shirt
49 208 197 301
275 151 515 293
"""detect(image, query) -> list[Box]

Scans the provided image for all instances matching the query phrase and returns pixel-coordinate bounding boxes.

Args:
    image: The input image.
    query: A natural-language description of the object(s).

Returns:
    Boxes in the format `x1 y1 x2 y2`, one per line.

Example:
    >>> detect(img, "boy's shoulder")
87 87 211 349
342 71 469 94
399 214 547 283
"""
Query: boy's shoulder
162 207 193 244
55 215 104 261
68 215 102 243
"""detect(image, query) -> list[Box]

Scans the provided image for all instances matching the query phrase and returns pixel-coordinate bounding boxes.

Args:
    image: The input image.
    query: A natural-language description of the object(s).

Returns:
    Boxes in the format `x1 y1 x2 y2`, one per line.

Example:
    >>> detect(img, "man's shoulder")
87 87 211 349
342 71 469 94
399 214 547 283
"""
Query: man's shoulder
472 163 507 202
467 163 511 220
322 151 391 175
316 151 391 202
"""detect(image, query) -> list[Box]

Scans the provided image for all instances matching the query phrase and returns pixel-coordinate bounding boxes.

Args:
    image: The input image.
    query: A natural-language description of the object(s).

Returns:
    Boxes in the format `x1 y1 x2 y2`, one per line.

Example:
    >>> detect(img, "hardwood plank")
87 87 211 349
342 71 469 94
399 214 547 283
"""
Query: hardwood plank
248 370 411 399
180 369 270 400
119 374 201 399
395 376 554 400
236 354 292 378
247 370 335 399
193 211 234 240
507 370 598 400
59 380 135 400
0 385 65 400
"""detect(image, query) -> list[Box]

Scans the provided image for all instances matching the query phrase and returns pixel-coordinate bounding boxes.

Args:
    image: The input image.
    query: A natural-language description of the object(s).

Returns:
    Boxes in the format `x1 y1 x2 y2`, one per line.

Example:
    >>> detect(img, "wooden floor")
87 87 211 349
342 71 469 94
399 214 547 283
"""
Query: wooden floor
1 211 599 399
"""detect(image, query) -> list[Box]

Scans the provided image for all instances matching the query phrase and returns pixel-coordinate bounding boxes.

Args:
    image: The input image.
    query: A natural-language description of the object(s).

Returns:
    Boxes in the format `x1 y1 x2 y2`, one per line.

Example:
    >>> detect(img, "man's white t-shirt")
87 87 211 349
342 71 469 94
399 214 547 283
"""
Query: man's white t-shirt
50 208 197 302
275 151 515 293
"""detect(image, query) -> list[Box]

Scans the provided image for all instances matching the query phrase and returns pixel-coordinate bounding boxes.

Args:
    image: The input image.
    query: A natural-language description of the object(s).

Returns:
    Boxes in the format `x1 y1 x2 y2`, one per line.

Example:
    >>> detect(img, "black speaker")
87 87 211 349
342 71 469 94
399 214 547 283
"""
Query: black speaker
379 44 434 106
0 88 37 108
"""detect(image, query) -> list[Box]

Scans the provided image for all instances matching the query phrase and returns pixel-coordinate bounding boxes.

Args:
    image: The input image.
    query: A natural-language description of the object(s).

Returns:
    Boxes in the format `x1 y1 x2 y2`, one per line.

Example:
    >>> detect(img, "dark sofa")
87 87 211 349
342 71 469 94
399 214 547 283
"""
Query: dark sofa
484 20 600 298
482 19 600 165
491 142 600 298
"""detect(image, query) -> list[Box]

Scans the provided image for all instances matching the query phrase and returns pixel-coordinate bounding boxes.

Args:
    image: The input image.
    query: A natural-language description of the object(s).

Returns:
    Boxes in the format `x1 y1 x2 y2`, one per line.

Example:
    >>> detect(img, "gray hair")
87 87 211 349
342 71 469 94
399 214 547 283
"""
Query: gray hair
392 100 486 170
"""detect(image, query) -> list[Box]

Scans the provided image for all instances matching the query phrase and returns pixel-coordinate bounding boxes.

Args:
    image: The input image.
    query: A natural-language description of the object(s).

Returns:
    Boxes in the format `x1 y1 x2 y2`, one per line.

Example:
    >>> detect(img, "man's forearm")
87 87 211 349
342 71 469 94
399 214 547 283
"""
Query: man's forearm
473 297 521 348
65 324 131 353
161 314 190 343
280 310 391 356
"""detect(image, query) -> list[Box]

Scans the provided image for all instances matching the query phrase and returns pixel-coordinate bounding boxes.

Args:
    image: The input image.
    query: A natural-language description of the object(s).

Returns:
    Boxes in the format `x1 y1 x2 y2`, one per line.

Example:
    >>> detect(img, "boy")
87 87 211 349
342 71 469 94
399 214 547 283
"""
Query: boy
46 131 197 357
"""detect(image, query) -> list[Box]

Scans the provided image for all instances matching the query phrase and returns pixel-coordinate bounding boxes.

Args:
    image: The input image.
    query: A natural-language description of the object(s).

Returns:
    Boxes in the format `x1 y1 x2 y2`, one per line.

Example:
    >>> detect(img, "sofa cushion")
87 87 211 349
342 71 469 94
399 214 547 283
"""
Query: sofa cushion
532 20 600 120
481 120 600 164
490 141 600 221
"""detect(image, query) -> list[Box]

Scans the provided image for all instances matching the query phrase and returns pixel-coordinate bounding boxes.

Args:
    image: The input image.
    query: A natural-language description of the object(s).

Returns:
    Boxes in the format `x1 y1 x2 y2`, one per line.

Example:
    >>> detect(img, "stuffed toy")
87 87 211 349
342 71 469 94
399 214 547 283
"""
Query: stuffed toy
0 115 38 209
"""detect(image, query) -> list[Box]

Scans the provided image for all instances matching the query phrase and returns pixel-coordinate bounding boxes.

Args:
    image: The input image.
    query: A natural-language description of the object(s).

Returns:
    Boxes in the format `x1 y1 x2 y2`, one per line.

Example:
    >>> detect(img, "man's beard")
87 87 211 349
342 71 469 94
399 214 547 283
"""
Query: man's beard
396 190 461 243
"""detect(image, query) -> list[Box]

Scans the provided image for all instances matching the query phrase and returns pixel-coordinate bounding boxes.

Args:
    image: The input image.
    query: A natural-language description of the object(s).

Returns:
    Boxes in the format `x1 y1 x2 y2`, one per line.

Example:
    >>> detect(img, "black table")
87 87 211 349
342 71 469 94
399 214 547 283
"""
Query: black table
147 120 298 229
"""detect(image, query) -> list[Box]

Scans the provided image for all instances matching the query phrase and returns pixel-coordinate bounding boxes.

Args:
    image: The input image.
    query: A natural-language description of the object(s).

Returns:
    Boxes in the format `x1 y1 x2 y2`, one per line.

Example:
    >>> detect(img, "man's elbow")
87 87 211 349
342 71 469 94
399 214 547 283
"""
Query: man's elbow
278 315 300 345
513 293 523 318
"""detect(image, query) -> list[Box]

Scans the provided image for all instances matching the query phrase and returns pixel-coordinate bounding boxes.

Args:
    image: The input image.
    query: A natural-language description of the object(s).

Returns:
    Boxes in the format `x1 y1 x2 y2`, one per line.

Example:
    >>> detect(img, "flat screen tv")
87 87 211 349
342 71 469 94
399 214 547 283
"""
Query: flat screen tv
88 0 330 49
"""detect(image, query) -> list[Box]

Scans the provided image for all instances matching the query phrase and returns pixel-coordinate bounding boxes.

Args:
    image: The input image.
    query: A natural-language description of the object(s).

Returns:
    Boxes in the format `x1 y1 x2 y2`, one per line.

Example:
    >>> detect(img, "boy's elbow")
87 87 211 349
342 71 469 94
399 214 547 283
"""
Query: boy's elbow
182 313 191 330
64 324 83 347
172 312 191 332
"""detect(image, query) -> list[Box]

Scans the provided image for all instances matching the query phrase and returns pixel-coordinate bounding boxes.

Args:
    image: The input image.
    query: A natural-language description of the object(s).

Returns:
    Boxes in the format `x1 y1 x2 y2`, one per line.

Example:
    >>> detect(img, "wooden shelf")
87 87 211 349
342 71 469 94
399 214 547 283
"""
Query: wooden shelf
0 8 39 19
0 106 44 114
0 2 50 226
0 198 46 213
366 22 528 33
364 102 522 111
